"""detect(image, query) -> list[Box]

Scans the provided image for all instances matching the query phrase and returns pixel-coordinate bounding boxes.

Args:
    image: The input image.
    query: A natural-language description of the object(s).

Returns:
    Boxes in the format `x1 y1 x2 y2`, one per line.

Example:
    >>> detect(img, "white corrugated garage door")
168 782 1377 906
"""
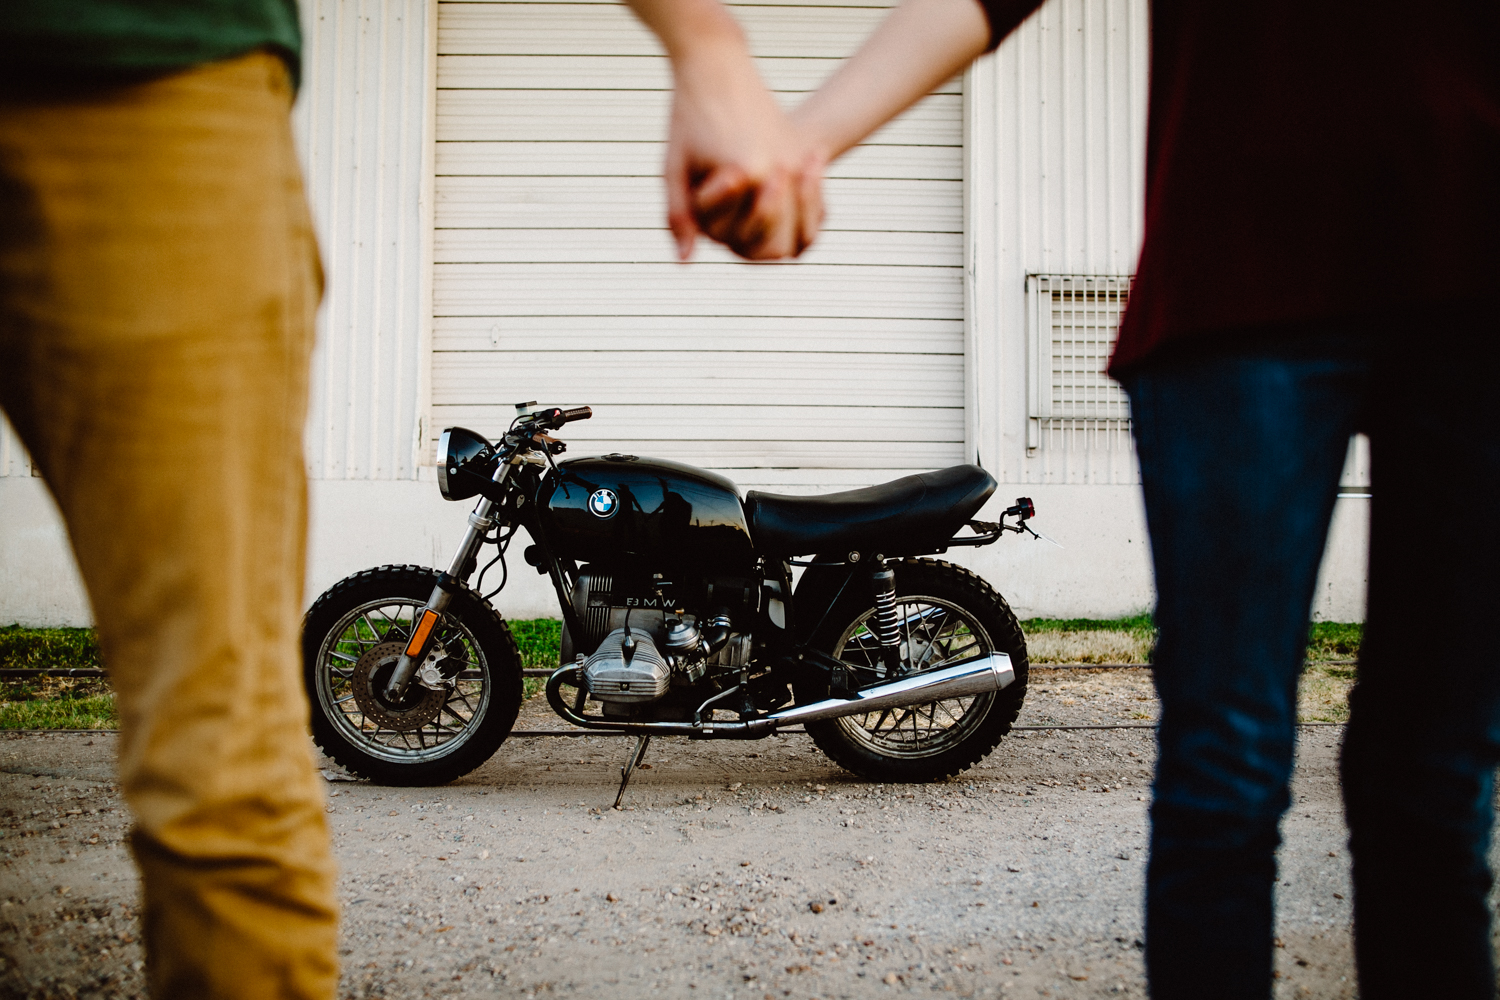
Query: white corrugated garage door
432 0 964 493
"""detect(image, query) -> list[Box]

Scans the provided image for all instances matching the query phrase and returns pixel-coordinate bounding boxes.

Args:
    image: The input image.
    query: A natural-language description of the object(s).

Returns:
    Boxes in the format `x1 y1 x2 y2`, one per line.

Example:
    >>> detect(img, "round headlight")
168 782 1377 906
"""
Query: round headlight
437 426 494 501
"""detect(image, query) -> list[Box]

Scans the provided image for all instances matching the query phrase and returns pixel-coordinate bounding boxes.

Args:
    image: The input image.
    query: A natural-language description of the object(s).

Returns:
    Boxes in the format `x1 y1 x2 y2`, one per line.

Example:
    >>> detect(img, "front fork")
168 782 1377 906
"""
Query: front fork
382 464 514 701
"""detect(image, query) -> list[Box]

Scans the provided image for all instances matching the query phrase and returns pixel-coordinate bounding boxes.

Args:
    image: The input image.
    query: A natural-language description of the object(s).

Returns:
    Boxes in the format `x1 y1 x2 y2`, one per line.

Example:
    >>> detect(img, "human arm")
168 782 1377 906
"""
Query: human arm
790 0 997 164
624 0 824 260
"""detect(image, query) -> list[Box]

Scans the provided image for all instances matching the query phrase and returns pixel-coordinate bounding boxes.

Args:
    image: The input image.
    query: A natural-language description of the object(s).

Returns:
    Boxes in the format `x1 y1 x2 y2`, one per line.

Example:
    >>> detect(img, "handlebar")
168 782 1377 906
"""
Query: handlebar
527 405 594 431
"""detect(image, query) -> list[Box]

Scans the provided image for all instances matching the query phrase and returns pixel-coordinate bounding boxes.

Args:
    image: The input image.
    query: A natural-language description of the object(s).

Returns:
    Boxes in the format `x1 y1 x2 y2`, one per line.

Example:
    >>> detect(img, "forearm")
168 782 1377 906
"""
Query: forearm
624 0 818 260
791 0 992 161
624 0 748 67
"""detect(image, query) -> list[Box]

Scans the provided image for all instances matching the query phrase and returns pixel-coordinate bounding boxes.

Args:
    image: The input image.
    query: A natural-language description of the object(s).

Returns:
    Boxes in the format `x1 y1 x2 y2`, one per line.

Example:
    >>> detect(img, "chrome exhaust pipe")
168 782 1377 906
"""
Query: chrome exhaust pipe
759 652 1015 730
546 653 1015 737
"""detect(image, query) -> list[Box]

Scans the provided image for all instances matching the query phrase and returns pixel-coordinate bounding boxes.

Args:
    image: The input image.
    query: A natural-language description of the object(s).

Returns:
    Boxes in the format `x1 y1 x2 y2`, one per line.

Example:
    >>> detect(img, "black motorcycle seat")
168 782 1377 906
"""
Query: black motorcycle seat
744 465 997 558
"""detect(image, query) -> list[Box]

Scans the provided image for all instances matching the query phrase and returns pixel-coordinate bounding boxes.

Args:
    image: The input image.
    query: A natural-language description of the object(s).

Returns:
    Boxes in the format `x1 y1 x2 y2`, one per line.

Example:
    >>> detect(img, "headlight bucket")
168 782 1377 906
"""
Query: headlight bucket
437 426 497 501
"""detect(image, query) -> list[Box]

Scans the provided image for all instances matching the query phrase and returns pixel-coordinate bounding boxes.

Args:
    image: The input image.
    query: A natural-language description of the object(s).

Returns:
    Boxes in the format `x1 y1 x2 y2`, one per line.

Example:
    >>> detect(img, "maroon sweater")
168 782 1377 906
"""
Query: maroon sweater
978 0 1500 372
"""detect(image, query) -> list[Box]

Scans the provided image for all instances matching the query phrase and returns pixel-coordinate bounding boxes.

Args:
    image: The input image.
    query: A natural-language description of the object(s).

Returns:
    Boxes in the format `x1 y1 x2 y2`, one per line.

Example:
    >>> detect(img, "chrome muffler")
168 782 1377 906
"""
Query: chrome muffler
546 653 1015 736
757 652 1015 730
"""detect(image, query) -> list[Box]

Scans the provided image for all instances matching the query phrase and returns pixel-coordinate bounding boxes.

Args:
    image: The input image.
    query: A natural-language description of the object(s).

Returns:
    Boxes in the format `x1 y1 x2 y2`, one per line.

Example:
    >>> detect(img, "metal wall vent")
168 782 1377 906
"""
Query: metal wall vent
1025 274 1134 450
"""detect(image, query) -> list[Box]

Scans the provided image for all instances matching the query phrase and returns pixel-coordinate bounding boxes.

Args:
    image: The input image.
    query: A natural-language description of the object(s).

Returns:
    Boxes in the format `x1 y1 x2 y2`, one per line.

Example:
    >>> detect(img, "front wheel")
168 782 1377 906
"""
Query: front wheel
800 558 1028 783
301 564 522 785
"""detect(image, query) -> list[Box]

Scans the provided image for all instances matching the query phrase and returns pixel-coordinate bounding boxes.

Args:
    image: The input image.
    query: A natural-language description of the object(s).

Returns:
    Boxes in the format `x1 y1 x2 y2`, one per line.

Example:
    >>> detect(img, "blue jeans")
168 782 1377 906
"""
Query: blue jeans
1122 314 1500 1000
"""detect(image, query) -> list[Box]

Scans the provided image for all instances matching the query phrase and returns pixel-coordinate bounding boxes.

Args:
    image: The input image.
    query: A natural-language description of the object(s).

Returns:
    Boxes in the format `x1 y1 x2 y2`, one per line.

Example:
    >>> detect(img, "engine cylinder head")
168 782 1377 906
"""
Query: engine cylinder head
584 628 670 704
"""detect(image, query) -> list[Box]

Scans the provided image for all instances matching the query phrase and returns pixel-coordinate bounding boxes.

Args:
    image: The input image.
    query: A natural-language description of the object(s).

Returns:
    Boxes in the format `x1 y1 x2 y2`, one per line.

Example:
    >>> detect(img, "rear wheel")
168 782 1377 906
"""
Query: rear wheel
301 565 522 785
800 558 1028 782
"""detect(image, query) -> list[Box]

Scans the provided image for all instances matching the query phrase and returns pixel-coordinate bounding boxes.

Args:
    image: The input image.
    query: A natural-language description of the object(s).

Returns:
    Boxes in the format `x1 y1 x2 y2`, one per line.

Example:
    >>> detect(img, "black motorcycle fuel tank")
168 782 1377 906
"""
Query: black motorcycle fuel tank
536 454 756 574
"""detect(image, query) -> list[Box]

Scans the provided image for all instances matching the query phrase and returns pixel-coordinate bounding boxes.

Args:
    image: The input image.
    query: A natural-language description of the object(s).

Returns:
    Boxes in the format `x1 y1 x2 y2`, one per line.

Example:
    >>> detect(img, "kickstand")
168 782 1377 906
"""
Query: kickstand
613 734 651 810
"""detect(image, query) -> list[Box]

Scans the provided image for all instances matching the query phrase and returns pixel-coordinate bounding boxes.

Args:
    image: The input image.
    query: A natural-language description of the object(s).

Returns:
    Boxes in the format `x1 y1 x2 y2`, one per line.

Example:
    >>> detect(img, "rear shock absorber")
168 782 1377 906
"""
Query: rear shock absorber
869 557 903 677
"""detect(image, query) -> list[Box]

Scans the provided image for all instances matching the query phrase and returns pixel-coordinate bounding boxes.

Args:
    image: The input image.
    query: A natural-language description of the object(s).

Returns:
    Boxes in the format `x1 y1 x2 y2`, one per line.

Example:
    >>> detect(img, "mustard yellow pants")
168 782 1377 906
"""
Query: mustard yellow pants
0 53 338 999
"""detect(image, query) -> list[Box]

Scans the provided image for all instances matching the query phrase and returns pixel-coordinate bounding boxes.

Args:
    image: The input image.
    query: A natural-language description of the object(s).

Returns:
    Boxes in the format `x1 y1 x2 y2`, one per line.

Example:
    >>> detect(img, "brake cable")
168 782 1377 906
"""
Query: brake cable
476 522 518 601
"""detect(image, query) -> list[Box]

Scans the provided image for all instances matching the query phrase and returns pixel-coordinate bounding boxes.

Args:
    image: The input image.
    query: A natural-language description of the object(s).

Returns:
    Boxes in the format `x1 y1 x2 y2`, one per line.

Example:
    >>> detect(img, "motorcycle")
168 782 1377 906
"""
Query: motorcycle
302 402 1043 794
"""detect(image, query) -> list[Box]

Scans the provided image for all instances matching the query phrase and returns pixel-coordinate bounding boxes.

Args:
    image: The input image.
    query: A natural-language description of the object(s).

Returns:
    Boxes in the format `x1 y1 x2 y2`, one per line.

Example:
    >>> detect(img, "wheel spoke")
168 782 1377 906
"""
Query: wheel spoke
890 708 914 739
844 632 880 670
912 624 939 671
371 607 397 634
912 611 948 671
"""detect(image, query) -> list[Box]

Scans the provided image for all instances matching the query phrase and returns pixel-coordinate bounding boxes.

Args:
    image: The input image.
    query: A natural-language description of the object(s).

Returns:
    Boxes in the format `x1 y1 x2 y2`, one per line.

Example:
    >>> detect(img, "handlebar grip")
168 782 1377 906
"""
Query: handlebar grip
561 406 592 423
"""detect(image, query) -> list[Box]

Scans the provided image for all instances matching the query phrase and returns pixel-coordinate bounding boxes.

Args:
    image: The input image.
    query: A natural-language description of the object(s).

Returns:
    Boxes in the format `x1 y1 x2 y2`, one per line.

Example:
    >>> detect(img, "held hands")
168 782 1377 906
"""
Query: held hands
664 42 828 261
633 0 990 261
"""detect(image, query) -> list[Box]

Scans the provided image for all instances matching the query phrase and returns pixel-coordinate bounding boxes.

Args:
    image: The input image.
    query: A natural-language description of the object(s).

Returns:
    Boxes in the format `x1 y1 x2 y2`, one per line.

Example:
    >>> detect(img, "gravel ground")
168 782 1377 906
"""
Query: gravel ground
0 671 1446 1000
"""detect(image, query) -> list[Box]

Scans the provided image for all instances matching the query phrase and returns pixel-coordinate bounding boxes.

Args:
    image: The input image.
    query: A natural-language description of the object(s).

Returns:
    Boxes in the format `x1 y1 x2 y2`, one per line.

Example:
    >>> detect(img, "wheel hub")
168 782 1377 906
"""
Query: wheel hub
351 641 445 732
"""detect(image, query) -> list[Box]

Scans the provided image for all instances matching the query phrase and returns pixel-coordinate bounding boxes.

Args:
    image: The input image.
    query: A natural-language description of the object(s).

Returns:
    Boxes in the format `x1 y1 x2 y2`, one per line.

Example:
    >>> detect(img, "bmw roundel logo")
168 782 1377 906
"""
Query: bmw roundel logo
588 488 619 519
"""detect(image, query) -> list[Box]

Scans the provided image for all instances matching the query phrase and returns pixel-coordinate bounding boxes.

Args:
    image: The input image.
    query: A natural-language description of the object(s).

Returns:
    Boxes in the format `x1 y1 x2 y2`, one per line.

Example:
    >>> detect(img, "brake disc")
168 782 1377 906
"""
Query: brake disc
351 641 445 732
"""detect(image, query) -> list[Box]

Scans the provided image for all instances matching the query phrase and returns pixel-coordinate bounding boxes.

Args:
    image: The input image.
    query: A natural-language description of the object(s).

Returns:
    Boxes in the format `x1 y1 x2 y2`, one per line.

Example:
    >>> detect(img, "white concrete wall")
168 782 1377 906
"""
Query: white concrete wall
0 480 91 627
293 0 437 481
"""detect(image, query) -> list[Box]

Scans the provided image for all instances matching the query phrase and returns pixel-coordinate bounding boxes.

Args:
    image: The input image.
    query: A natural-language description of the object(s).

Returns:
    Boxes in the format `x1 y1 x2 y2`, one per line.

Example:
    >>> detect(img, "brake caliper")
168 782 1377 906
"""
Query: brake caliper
415 643 451 691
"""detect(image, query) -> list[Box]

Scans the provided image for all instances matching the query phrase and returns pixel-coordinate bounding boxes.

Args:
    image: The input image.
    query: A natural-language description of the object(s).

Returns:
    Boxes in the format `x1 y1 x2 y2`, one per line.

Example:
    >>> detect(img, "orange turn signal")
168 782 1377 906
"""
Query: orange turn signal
405 609 440 656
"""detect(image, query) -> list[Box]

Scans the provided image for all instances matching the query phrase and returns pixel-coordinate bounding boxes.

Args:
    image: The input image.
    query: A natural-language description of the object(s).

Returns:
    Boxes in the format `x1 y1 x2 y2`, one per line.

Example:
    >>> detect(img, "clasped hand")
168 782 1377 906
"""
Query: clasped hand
638 0 989 261
665 42 827 261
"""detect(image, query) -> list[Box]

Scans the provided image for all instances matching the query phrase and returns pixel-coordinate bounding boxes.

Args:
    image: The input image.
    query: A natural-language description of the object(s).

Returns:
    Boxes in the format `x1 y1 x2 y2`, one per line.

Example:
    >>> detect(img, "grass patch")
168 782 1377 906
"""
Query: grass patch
1022 614 1157 664
0 675 117 730
510 618 561 671
1020 613 1157 639
0 624 102 671
1 625 116 729
1306 621 1362 661
1020 615 1363 666
509 618 561 699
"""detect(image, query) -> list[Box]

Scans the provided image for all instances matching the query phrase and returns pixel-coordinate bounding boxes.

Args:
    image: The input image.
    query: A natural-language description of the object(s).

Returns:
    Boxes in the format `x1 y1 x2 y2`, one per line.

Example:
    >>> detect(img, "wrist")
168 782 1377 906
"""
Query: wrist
789 100 850 165
650 0 747 64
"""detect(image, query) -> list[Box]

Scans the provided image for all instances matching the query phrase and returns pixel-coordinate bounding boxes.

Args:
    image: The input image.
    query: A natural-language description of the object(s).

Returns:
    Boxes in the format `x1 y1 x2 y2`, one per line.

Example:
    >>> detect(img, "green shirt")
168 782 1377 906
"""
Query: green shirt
0 1 300 85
